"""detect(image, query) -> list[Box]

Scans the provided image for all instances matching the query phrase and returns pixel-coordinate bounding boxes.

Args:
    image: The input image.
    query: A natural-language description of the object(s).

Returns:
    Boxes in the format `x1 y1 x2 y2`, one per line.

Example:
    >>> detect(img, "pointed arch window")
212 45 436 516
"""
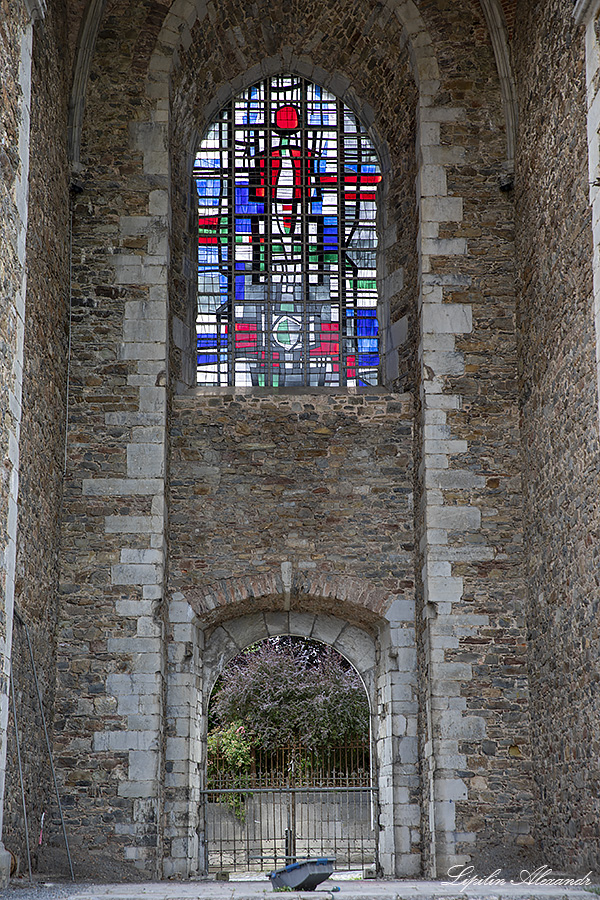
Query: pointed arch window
194 75 381 388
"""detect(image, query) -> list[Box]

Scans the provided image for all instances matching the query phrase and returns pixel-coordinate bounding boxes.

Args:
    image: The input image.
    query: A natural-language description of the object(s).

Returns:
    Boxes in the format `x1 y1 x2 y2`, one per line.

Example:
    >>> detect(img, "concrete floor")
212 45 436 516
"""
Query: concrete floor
7 876 598 900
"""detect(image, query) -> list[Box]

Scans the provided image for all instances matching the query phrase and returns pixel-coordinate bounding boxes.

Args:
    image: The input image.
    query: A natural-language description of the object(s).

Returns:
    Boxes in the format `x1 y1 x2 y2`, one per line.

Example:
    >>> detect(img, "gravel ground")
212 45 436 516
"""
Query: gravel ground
6 881 85 900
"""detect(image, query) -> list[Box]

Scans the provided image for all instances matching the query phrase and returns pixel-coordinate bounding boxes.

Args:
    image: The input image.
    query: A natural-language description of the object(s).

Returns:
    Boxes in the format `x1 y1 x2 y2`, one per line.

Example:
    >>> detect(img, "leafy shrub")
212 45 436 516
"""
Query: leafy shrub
207 721 254 819
209 638 369 749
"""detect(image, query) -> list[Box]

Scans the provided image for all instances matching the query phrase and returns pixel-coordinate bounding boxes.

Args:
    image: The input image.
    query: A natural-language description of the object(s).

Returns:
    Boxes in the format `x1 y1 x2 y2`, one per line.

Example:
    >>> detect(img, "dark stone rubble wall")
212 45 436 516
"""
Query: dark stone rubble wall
168 390 415 620
3 0 71 875
513 0 600 873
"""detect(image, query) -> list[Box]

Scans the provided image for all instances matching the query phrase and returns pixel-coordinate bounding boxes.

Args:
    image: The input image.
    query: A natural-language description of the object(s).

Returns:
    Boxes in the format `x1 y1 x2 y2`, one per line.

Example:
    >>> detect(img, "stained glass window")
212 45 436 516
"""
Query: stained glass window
194 75 382 388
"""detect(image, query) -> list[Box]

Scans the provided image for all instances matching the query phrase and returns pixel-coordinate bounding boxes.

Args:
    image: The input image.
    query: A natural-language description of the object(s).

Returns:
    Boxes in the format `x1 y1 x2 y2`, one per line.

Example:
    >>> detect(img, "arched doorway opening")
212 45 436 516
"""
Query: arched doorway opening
200 635 377 876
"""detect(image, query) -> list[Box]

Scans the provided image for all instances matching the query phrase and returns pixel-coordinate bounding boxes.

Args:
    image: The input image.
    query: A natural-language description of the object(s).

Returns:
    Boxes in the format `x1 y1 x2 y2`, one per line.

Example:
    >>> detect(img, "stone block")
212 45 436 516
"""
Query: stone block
421 196 463 222
223 613 267 648
417 164 447 197
137 616 162 637
123 318 167 343
171 623 195 643
334 625 376 670
436 710 486 741
149 190 168 215
423 237 467 257
83 478 162 496
264 611 290 636
129 750 159 781
422 303 472 334
118 780 157 799
393 646 417 672
107 636 162 653
288 611 316 637
94 730 159 752
119 341 167 361
310 614 344 645
425 576 464 604
427 506 481 530
111 563 161 585
117 694 140 715
422 349 465 376
385 597 415 623
139 386 167 413
121 548 163 564
127 443 165 479
436 777 467 802
169 601 194 623
398 736 418 765
105 515 163 534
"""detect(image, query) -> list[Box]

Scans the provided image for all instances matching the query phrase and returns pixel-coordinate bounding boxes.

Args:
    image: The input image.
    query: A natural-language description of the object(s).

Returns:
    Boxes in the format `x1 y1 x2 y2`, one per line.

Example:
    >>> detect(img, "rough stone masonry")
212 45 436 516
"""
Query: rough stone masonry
0 0 598 887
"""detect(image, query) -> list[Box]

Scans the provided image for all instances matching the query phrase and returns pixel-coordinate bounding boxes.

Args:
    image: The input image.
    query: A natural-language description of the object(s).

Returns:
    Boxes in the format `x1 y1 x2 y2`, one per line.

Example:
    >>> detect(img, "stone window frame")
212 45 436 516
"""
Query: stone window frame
182 66 400 396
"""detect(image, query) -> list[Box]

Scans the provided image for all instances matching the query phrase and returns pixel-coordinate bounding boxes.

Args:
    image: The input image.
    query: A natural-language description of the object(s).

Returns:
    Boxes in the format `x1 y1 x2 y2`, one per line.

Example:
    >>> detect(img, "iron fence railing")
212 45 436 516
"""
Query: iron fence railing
200 743 377 874
199 785 378 874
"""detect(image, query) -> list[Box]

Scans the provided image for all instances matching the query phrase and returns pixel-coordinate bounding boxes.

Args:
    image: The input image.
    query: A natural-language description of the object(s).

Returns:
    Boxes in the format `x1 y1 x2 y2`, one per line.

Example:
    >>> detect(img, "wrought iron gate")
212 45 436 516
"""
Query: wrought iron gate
199 744 378 874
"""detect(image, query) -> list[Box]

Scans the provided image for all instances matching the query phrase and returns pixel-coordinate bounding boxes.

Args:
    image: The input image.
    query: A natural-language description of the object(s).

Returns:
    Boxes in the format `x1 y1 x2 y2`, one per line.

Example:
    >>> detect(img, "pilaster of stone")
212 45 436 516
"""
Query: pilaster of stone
163 599 203 878
376 598 420 877
0 7 35 888
579 1 600 425
415 96 491 876
81 122 170 874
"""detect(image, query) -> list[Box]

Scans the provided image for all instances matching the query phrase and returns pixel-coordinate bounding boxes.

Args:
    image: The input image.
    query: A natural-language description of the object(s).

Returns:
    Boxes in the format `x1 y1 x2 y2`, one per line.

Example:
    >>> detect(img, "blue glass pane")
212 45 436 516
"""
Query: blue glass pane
235 185 263 215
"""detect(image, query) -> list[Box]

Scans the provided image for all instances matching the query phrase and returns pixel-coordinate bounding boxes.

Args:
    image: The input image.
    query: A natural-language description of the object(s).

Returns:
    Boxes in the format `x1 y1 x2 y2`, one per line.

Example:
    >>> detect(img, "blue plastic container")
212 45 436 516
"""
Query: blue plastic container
269 857 336 891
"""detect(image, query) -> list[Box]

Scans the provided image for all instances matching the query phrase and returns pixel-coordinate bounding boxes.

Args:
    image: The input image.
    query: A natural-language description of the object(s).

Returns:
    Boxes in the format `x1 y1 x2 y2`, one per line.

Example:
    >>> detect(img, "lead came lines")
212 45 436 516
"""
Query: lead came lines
194 75 381 388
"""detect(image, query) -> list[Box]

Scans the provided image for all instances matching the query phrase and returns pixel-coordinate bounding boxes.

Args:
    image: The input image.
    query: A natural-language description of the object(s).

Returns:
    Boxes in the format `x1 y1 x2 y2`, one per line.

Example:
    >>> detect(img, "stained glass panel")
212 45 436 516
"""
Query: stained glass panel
194 75 381 388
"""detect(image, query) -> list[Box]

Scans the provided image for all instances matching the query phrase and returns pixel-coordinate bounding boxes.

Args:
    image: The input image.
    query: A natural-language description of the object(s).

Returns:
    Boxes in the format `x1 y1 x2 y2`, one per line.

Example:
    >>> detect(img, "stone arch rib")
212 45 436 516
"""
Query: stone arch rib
67 0 107 167
479 0 518 169
204 611 378 694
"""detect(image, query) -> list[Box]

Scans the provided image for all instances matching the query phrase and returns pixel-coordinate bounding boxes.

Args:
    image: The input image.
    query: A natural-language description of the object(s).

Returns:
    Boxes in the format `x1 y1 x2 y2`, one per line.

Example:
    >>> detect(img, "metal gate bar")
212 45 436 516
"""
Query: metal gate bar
200 786 378 874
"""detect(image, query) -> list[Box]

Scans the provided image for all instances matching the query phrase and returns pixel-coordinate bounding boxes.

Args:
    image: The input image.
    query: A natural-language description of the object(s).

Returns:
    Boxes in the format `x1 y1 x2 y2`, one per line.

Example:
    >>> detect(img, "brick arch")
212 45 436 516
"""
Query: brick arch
181 571 407 632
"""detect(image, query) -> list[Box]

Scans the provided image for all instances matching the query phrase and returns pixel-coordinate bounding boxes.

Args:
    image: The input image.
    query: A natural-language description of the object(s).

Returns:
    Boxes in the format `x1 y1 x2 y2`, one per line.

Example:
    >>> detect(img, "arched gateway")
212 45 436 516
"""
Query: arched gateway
202 635 375 875
165 592 418 878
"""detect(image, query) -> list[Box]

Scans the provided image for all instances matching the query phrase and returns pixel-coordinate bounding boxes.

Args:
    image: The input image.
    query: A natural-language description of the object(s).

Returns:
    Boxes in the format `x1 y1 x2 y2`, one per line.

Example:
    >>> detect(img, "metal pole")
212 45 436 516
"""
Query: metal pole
15 611 75 881
10 670 33 882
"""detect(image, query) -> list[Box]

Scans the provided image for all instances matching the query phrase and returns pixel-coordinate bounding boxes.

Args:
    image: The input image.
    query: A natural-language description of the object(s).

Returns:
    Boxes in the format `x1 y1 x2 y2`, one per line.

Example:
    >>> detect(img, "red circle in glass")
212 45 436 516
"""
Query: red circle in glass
276 105 299 130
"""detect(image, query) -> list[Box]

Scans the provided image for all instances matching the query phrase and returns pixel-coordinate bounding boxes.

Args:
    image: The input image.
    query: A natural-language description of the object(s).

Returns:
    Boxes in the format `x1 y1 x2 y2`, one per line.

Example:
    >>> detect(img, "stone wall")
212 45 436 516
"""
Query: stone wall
164 0 419 395
513 0 600 873
0 1 30 874
3 0 71 874
168 390 414 615
52 0 539 878
4 0 598 881
55 0 169 875
166 389 418 876
407 0 533 874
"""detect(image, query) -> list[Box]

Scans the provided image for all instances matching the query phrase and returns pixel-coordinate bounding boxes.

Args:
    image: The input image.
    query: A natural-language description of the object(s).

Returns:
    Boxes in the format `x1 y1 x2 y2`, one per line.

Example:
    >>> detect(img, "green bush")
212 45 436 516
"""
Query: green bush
209 638 369 749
